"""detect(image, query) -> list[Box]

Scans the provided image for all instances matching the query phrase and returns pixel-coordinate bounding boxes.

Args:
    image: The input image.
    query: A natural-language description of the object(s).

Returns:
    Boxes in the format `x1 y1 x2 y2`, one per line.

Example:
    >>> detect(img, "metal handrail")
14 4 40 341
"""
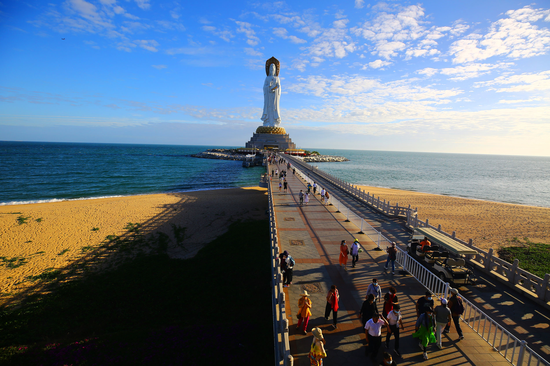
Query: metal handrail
267 176 293 366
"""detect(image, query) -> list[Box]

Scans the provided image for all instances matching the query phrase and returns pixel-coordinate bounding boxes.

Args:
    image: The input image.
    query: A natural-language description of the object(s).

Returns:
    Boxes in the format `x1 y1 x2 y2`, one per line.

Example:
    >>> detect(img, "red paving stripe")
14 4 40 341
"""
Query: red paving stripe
295 258 324 263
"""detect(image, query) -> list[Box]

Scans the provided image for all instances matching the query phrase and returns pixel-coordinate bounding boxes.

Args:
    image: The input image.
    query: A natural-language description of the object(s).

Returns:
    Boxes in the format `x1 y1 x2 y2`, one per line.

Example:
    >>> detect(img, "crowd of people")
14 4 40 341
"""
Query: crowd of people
271 155 466 365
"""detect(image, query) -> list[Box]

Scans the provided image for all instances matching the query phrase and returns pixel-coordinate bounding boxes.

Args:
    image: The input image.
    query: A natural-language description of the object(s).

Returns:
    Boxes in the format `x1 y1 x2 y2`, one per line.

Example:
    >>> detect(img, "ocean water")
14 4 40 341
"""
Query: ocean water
311 149 550 208
0 142 264 205
1 142 549 208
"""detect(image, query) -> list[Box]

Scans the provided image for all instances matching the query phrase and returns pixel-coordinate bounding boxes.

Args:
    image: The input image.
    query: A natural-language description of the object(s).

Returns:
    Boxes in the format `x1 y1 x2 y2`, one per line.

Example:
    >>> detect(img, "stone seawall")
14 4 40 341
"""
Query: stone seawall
301 155 349 163
190 149 246 161
191 150 349 163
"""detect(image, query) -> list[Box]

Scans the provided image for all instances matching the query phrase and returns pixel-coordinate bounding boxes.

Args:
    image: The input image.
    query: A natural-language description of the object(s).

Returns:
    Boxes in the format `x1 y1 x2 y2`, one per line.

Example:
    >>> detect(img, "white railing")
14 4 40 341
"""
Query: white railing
268 177 293 366
397 246 548 366
407 211 550 309
285 156 412 217
280 154 549 366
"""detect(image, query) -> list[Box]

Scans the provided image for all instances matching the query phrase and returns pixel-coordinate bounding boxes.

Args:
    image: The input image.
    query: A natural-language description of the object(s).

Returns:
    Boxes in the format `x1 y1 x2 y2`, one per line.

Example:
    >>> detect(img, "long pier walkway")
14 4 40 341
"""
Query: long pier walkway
269 159 517 366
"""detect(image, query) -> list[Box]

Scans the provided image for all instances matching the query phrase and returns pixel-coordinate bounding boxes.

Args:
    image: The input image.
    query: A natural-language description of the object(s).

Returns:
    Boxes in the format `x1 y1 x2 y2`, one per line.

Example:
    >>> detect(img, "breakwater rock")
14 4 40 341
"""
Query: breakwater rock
191 149 246 161
301 155 349 163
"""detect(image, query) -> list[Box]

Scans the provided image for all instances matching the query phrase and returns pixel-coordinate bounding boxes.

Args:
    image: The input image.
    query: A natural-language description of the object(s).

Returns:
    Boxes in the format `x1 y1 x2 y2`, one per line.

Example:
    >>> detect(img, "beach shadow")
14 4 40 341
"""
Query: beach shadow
0 188 272 365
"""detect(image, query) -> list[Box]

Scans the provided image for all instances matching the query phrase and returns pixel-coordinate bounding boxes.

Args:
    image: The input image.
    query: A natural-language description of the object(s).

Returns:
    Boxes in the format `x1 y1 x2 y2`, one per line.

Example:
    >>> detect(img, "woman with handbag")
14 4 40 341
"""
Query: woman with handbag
296 290 312 335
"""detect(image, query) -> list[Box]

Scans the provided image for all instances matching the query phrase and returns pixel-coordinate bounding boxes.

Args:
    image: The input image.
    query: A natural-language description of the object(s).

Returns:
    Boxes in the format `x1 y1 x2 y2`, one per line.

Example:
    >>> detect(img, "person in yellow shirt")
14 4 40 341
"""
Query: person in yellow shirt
296 290 312 335
309 328 327 366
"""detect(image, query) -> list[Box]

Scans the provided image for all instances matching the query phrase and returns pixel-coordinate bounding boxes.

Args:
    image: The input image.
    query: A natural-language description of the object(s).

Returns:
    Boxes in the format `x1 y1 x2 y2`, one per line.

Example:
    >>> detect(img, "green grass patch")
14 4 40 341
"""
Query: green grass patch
16 216 30 225
26 268 62 282
35 218 43 223
0 257 28 269
124 222 141 233
57 249 70 256
498 238 550 278
0 219 272 365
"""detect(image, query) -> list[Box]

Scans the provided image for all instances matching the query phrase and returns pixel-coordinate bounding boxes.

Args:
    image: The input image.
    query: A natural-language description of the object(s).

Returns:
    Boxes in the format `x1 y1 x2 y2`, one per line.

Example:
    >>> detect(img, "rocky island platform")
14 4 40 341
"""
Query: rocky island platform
300 154 349 163
191 149 248 161
191 149 349 163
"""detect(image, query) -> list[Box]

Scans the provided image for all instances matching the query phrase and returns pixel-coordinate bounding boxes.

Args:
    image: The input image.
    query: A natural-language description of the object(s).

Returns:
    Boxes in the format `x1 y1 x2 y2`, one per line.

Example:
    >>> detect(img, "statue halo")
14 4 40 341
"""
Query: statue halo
265 57 280 76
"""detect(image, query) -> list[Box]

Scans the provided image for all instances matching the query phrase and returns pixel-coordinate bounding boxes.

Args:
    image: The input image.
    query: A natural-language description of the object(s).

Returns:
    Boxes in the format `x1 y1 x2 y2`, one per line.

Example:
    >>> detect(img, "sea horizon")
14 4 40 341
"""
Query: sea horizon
1 141 549 208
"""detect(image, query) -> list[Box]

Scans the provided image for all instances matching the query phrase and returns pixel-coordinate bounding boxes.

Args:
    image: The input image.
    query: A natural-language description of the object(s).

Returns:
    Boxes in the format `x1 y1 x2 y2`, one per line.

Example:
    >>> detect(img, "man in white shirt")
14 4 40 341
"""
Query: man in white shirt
385 304 404 357
364 313 389 362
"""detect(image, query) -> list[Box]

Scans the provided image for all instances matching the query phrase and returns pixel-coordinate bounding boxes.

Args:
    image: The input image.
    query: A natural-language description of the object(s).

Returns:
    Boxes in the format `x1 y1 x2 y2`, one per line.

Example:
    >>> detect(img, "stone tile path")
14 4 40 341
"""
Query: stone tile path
269 161 513 366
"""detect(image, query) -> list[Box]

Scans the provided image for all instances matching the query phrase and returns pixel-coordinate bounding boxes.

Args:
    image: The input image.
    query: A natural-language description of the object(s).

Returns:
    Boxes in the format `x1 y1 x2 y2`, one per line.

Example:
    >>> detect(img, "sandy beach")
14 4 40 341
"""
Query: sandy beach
356 185 550 252
0 188 267 305
3 183 549 306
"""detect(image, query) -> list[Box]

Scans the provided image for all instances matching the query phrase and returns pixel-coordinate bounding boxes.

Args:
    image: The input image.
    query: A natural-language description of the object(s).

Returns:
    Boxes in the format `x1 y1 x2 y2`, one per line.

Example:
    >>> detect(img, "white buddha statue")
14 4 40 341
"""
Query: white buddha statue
261 62 281 127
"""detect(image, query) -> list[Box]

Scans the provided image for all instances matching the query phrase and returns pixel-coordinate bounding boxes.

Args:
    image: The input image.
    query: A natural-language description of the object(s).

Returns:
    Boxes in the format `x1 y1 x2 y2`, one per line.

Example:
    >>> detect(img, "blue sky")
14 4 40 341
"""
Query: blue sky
1 0 549 156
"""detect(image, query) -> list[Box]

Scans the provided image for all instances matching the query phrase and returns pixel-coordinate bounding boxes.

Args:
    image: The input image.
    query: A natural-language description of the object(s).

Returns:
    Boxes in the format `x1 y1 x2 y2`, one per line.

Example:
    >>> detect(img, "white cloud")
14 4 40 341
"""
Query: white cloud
474 70 550 92
355 0 365 9
135 0 150 10
235 21 260 46
368 59 391 69
417 63 511 81
152 64 166 70
273 27 307 44
498 98 545 104
287 75 462 106
450 6 550 64
244 47 263 57
134 39 159 52
202 25 233 42
417 68 438 77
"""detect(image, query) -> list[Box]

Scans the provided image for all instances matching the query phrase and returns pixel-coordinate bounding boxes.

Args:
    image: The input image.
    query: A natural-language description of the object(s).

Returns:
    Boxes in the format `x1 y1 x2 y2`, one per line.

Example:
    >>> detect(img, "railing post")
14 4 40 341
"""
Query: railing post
517 340 527 366
359 219 365 234
486 248 494 273
510 259 519 284
539 274 550 301
375 231 382 251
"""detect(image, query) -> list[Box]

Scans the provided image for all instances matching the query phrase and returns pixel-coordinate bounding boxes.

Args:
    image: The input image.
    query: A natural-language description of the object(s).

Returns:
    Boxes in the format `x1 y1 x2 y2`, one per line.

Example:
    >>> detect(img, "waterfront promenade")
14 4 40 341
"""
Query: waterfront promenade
269 160 518 366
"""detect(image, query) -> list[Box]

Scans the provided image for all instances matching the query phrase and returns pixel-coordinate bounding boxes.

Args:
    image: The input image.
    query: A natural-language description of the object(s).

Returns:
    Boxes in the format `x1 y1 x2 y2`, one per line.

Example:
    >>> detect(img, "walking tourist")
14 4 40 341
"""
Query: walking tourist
351 239 360 268
279 252 288 286
381 352 397 366
416 291 434 317
299 190 304 205
360 294 379 327
283 180 288 193
309 328 327 366
384 242 398 274
283 250 294 287
324 285 339 329
366 278 382 303
307 183 312 194
320 188 326 203
324 191 330 205
364 313 389 362
385 304 404 357
297 290 312 335
279 181 282 192
443 288 465 340
304 192 309 205
382 286 399 319
434 298 451 349
413 307 437 360
313 182 317 194
339 240 349 269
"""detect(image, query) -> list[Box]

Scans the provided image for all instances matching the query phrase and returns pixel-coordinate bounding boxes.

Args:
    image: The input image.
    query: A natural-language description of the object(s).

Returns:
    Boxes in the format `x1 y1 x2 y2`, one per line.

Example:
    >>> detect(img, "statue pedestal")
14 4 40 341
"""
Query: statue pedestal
245 132 296 151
